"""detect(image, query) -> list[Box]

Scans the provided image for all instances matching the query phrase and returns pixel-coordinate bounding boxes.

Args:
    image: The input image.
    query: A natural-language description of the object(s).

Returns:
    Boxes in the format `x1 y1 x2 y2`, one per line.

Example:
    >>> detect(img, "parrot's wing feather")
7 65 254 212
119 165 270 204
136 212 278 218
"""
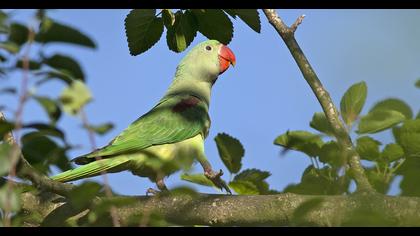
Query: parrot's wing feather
73 94 209 164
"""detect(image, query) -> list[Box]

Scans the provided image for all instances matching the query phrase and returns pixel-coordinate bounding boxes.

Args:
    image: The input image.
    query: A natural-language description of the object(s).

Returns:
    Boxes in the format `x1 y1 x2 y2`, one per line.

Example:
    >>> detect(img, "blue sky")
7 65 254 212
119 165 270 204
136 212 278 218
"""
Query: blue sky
3 9 420 195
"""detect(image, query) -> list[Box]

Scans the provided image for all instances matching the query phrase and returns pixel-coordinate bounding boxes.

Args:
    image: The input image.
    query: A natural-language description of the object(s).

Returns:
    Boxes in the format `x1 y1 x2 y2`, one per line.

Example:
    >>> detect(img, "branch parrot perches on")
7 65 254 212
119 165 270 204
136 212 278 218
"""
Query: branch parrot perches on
51 40 236 194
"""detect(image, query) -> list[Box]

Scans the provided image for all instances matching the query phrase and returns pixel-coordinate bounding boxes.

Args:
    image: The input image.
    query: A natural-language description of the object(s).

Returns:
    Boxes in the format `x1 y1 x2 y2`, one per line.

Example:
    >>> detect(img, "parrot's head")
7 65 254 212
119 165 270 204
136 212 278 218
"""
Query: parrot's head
179 40 236 82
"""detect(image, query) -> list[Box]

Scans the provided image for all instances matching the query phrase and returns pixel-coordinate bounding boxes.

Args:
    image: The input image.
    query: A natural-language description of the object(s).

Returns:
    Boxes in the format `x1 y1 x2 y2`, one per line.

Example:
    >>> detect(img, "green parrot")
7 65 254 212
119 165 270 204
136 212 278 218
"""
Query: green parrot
51 40 236 194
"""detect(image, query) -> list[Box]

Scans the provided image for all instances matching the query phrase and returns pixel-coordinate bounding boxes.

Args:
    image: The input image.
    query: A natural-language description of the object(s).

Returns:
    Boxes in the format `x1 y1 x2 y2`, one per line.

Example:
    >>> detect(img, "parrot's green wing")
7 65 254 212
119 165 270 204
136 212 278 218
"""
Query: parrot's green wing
73 94 210 164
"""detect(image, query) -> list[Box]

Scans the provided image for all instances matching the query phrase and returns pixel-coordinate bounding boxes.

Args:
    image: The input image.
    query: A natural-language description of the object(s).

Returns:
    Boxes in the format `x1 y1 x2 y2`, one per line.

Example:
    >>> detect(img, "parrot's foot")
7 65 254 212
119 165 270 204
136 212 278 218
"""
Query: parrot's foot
204 169 232 194
146 178 169 196
146 188 161 196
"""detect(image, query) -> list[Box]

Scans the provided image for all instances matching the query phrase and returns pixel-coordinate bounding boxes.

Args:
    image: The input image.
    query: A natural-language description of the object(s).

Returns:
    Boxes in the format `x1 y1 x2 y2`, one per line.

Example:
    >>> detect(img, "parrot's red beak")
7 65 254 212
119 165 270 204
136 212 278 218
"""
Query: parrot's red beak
218 44 236 74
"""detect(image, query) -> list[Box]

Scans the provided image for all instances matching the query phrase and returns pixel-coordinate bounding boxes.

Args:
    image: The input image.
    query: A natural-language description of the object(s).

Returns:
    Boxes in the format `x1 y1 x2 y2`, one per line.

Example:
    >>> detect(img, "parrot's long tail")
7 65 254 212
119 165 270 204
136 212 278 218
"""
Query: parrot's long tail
51 157 130 182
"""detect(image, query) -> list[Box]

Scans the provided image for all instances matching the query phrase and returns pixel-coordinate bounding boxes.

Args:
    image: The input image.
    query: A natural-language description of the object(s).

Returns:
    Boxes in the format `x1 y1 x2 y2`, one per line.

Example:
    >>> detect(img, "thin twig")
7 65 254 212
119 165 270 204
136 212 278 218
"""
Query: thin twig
80 108 120 227
290 14 306 33
262 9 374 193
3 28 35 227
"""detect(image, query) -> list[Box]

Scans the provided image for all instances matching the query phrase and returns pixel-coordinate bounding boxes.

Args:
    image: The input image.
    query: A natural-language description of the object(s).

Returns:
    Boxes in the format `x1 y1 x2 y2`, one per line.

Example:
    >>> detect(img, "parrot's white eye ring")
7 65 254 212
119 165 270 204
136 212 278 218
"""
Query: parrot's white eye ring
205 46 212 51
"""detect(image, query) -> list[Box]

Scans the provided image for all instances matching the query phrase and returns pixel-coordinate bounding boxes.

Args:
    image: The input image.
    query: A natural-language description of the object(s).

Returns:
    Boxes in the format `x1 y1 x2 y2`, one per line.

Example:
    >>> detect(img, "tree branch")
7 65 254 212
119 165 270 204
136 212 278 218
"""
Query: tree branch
20 192 420 226
262 9 374 193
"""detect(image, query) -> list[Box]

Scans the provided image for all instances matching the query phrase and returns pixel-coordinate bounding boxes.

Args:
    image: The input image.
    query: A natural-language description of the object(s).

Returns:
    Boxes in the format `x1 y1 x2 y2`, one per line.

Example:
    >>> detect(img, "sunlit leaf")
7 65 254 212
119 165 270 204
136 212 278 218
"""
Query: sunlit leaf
214 133 244 174
274 130 323 157
84 122 114 136
318 141 344 167
340 81 367 126
180 173 213 187
59 80 92 115
233 168 271 194
356 136 381 161
370 98 412 119
381 143 404 162
398 119 420 158
0 143 12 176
0 185 21 212
229 180 259 195
309 112 334 136
357 110 405 134
124 9 164 56
0 41 20 54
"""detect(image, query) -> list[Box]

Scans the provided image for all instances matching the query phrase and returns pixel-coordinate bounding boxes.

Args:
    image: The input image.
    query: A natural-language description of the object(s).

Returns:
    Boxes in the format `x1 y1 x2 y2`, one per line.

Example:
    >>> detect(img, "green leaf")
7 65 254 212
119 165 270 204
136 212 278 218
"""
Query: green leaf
318 141 344 167
292 198 324 226
34 70 74 85
124 9 164 56
234 168 271 183
233 9 261 33
381 143 404 162
166 10 198 53
309 112 334 136
415 79 420 89
16 59 42 70
8 23 29 46
0 143 12 176
274 130 323 157
356 136 381 161
228 180 259 195
33 96 62 124
84 122 114 136
214 133 244 174
398 119 420 158
340 81 367 126
162 9 175 28
192 9 233 45
0 41 20 54
370 98 412 119
180 173 213 187
0 185 21 212
416 111 420 120
223 9 237 19
36 19 96 48
168 186 198 197
21 132 68 174
357 110 405 134
233 168 271 194
0 87 16 95
59 80 92 115
22 123 65 141
284 165 347 195
68 182 102 210
44 54 84 80
365 168 389 194
0 120 14 141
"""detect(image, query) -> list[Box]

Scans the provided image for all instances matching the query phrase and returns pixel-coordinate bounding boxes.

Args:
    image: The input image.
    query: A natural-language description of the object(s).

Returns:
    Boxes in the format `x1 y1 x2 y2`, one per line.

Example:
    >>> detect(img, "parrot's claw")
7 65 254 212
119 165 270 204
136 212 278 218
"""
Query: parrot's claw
146 188 160 196
205 169 232 195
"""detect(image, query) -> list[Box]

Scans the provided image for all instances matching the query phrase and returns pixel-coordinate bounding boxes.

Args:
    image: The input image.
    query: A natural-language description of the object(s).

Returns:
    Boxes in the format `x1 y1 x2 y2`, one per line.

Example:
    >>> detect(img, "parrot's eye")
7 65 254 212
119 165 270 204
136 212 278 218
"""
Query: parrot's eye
205 46 212 51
